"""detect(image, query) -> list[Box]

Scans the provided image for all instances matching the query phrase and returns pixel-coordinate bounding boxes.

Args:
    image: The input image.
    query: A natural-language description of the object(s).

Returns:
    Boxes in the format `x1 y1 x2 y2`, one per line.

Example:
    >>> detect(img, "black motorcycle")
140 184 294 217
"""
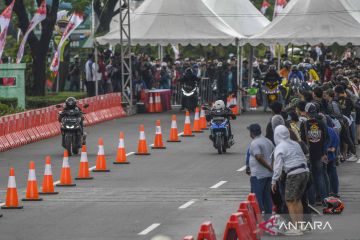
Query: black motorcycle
56 104 88 155
181 83 198 112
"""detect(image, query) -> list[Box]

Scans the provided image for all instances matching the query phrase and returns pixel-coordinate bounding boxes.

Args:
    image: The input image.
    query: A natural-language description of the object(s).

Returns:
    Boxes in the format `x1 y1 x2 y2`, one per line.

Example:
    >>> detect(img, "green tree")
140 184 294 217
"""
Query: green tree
93 0 125 35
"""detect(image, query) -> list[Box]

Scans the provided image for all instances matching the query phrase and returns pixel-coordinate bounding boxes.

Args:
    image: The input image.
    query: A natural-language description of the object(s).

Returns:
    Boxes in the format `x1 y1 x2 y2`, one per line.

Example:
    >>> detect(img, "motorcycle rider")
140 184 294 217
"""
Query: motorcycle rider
58 97 86 142
180 67 199 110
263 65 282 111
206 100 236 141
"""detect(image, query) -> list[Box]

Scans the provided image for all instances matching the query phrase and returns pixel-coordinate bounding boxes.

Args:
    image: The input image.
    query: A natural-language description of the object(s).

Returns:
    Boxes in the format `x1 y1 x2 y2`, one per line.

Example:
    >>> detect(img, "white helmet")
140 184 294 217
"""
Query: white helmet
213 100 225 110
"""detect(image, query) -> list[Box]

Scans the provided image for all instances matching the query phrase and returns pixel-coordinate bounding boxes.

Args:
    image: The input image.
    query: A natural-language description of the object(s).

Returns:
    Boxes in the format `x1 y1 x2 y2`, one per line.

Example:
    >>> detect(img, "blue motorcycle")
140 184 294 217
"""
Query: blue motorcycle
204 106 236 154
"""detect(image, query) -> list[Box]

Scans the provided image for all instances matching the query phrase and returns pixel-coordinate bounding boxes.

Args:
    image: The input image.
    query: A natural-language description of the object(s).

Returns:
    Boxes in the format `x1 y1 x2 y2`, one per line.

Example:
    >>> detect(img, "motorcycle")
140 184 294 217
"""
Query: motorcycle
263 81 280 105
204 105 236 154
56 104 88 155
181 83 198 112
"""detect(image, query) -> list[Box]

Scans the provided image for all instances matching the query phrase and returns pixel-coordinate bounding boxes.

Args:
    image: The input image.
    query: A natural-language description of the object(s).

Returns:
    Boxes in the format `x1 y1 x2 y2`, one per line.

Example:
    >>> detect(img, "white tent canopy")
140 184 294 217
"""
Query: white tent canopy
203 0 270 37
247 0 360 46
97 0 244 46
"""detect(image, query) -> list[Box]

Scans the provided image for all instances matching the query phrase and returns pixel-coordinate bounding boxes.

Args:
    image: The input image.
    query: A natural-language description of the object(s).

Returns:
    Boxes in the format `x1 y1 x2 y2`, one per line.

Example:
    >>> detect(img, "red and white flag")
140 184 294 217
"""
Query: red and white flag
16 1 47 64
260 0 270 15
275 0 287 16
50 12 83 72
0 0 15 60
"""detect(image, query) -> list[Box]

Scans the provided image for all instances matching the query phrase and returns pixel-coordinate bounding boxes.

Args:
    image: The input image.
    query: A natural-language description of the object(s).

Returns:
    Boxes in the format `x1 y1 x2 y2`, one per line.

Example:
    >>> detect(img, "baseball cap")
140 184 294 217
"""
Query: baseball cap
305 103 317 114
247 123 261 134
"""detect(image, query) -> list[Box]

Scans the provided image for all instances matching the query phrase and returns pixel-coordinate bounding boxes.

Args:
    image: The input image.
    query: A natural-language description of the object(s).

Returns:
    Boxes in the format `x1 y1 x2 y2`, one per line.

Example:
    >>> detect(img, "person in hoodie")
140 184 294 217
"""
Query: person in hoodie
272 125 310 236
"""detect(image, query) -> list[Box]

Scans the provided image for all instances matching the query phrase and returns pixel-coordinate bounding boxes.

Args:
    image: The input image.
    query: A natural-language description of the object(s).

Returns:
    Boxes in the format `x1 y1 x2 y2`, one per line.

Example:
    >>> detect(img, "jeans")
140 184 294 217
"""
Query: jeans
327 160 339 195
250 176 273 217
309 160 328 204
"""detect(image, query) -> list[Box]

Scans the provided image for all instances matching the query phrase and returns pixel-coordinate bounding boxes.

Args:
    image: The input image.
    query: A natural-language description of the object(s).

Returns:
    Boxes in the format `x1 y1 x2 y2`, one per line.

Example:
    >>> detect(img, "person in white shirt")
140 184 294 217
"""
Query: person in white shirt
85 54 95 97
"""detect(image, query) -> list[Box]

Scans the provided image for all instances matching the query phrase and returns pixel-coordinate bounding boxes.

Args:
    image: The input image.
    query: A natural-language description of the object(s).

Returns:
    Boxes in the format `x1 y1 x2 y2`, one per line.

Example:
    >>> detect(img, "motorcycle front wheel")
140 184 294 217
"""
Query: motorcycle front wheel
216 134 223 154
64 133 73 156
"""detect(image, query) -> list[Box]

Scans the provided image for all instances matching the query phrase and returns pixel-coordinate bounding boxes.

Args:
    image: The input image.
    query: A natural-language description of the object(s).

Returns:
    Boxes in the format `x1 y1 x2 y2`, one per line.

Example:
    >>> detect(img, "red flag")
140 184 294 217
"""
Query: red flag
275 0 287 16
50 12 84 72
261 0 270 15
16 1 47 63
0 0 15 60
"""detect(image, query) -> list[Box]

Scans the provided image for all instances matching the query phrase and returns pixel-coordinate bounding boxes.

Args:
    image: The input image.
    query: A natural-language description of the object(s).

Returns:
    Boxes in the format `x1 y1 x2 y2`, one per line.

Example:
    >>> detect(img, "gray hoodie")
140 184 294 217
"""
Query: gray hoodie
272 125 309 185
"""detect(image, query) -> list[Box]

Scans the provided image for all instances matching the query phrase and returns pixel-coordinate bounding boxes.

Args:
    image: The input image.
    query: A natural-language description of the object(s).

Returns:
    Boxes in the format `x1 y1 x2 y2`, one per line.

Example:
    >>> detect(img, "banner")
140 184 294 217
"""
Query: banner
50 12 83 72
0 0 15 60
275 0 287 16
16 1 47 64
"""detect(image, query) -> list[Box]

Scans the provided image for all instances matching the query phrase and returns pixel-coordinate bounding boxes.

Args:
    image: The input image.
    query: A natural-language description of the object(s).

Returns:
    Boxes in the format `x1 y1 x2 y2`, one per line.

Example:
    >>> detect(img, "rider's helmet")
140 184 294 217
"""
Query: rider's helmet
305 63 313 70
65 97 77 109
291 65 298 71
253 61 259 68
323 197 345 214
185 67 193 75
213 100 225 110
298 63 305 70
283 60 292 68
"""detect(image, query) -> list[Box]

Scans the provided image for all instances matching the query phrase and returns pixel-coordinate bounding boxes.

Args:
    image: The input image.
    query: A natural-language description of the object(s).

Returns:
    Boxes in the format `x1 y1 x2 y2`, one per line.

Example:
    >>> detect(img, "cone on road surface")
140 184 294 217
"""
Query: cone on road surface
182 111 194 137
93 138 110 172
40 156 59 195
56 150 76 187
249 95 257 110
114 132 130 164
76 145 94 180
231 95 240 115
1 168 23 209
22 161 43 201
135 124 151 155
148 93 155 113
152 120 166 149
167 115 181 142
199 107 208 130
193 107 203 133
197 221 217 240
154 92 163 112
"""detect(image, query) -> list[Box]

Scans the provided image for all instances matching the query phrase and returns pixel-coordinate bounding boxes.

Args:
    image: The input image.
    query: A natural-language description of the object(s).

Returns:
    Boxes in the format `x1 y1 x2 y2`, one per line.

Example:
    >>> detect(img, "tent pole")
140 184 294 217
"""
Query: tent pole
277 44 281 70
273 0 278 20
236 40 241 110
238 42 244 112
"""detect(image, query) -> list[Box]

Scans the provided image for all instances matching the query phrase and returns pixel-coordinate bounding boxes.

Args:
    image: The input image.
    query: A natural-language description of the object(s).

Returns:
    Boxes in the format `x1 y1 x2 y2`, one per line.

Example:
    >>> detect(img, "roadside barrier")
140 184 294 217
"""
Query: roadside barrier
2 168 23 209
40 156 58 195
113 132 129 164
167 115 181 142
182 111 194 137
76 145 94 180
0 93 126 152
56 150 76 187
193 107 203 133
197 221 217 240
93 138 110 172
237 201 261 240
247 193 263 225
22 161 42 201
152 120 166 149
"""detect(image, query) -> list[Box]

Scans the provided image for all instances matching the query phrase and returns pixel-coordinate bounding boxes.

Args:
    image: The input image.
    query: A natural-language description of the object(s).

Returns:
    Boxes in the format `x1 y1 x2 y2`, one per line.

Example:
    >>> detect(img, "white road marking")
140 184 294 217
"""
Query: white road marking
149 144 154 147
178 132 184 136
138 223 161 235
126 152 135 156
0 202 5 206
210 180 227 189
178 199 197 209
237 166 247 172
53 180 60 185
357 158 360 163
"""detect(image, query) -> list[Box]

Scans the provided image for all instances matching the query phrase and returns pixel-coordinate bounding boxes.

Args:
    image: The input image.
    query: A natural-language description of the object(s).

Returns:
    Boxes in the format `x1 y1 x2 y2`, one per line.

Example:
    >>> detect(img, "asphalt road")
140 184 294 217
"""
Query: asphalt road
0 110 359 240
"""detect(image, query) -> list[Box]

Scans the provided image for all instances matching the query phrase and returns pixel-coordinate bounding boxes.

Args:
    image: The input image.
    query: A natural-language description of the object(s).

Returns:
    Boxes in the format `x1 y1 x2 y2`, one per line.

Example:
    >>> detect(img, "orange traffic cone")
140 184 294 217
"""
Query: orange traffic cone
167 115 181 142
249 95 257 110
76 145 94 180
56 150 76 187
155 92 163 112
22 161 43 201
135 124 151 155
226 95 231 107
114 132 130 164
182 111 194 137
40 156 58 195
1 168 23 209
148 93 155 113
93 138 110 172
152 120 166 149
193 107 203 133
231 95 239 115
199 107 208 130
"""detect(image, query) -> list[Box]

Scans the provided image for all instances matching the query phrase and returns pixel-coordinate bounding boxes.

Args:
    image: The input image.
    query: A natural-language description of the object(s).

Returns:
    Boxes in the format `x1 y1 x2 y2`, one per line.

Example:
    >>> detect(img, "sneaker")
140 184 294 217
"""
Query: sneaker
347 154 358 162
283 229 303 236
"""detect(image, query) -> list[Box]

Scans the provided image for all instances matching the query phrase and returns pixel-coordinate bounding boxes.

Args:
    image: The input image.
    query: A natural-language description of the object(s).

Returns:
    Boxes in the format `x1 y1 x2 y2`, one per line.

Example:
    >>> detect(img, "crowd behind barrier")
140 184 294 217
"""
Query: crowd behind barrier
0 93 126 152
